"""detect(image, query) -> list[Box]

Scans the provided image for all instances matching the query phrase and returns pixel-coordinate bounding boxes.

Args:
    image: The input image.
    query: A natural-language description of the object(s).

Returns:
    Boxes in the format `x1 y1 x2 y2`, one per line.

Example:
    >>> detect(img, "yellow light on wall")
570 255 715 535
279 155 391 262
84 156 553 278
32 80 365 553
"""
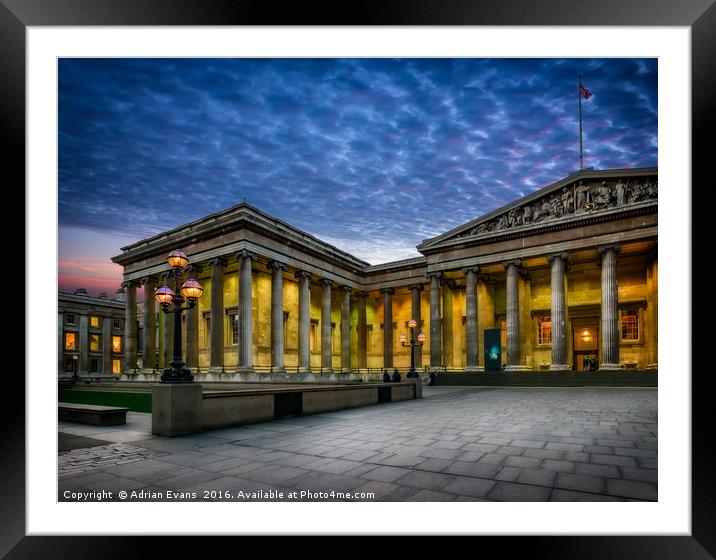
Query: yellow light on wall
581 329 592 343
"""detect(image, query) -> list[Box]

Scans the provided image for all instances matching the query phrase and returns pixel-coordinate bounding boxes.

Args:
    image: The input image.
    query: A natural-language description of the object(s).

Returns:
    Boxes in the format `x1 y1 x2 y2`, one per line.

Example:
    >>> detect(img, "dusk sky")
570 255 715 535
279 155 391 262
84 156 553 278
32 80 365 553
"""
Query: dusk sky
58 58 657 296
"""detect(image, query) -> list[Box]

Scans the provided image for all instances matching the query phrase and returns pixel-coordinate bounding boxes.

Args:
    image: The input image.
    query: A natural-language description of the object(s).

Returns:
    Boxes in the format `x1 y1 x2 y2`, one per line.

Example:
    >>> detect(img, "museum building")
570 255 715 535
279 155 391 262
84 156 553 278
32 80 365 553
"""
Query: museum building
111 166 658 378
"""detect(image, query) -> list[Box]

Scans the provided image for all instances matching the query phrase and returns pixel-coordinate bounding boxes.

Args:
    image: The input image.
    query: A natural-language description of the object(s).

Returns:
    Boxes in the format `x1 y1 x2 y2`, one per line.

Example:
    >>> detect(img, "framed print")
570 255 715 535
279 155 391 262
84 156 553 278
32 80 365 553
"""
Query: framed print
3 0 712 556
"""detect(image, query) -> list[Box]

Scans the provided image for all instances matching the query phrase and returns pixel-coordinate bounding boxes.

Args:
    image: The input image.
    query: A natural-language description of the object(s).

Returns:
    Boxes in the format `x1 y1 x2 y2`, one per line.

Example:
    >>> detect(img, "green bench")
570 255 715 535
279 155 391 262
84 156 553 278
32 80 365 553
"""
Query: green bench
58 402 129 426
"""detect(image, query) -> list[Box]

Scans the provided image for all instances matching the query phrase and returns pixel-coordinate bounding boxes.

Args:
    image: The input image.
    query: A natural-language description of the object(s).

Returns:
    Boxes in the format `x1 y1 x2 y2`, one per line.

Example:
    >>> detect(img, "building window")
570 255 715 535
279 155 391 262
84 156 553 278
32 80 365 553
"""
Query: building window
621 309 639 341
203 314 211 348
64 332 76 351
310 320 318 352
331 323 337 353
228 311 239 345
112 359 122 375
65 314 76 325
112 336 122 353
113 319 122 330
89 334 101 352
90 359 99 373
90 316 100 328
137 326 143 352
538 317 552 345
283 311 289 349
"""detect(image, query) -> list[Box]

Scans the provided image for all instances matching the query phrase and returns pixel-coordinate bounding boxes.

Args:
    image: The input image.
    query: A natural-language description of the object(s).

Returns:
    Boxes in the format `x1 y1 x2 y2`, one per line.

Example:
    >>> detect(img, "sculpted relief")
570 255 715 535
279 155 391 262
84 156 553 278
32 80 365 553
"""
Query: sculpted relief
456 176 657 239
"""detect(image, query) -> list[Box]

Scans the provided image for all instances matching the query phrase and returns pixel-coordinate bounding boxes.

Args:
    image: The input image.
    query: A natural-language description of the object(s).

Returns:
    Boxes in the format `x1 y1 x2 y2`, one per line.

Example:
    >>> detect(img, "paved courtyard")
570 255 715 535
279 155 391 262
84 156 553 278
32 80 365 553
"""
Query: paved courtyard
58 386 657 502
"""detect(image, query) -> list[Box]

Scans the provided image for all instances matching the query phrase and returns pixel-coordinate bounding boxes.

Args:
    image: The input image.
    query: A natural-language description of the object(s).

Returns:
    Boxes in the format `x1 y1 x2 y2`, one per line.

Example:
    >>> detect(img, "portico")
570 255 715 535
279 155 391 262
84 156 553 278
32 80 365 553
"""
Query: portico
111 167 657 379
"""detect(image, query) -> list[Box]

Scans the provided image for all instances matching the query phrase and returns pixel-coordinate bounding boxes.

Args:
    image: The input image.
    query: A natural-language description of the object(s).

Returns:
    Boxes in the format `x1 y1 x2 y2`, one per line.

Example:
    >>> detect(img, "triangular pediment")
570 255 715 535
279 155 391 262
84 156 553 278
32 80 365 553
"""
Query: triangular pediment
417 167 657 252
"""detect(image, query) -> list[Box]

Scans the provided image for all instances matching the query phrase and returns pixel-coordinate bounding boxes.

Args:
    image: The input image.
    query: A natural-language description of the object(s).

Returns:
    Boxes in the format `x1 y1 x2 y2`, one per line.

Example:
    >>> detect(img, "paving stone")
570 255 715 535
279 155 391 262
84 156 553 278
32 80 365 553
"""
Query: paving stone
550 489 626 502
360 465 413 483
445 461 500 479
479 453 507 465
495 466 521 482
542 460 576 473
620 467 658 483
575 463 621 478
379 454 427 468
496 446 526 456
486 482 552 501
545 442 584 452
504 456 542 469
455 451 485 462
442 477 496 498
516 468 557 487
606 479 657 501
583 445 614 454
564 451 590 463
523 448 566 460
590 454 639 467
395 470 454 491
613 447 658 459
555 473 605 494
510 439 547 449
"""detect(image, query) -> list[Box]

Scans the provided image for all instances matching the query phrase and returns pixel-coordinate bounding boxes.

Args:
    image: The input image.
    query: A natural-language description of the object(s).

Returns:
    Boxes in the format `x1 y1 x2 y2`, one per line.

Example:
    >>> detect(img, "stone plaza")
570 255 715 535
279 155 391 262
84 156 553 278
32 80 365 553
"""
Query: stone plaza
58 386 657 502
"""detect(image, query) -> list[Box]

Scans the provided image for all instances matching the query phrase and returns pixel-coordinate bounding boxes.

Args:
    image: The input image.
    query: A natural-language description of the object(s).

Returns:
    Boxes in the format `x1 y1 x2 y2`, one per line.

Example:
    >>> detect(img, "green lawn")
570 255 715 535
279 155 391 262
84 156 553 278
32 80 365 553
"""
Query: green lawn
58 389 152 413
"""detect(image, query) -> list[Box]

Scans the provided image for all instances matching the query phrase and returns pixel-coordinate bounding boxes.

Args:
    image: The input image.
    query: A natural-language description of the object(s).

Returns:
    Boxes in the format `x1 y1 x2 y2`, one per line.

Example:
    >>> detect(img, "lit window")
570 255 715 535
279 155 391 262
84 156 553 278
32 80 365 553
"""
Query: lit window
112 359 122 375
310 321 318 352
90 316 100 328
64 332 76 351
538 317 552 345
113 319 122 329
90 359 99 373
90 334 101 352
228 311 239 345
112 336 122 353
621 309 639 341
203 315 211 348
65 314 75 325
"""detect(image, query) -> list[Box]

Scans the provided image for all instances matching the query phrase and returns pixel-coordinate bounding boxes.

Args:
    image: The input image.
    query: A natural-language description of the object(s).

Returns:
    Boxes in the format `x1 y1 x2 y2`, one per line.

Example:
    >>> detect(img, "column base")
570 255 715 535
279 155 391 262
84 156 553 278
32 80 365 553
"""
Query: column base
207 367 225 374
340 368 352 374
141 368 160 375
504 365 531 372
645 363 658 370
298 367 313 374
235 366 255 374
548 364 572 372
599 363 623 371
271 367 287 374
320 368 334 374
464 366 485 373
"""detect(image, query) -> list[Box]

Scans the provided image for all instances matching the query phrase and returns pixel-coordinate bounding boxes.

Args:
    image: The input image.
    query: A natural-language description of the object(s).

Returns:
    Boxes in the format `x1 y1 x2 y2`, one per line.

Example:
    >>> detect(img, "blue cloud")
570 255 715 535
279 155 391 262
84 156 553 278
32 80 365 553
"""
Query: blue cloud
59 57 657 267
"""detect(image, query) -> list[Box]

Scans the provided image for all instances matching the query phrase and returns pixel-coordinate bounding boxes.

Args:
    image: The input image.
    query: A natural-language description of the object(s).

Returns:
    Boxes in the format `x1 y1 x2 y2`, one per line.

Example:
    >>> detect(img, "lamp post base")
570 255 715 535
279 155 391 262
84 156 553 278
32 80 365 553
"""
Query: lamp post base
160 367 194 383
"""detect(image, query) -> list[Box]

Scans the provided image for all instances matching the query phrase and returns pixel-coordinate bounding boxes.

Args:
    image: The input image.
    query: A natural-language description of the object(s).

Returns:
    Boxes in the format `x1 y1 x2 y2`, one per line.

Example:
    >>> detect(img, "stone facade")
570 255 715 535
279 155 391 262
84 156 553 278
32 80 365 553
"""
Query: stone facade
111 167 658 377
58 289 126 377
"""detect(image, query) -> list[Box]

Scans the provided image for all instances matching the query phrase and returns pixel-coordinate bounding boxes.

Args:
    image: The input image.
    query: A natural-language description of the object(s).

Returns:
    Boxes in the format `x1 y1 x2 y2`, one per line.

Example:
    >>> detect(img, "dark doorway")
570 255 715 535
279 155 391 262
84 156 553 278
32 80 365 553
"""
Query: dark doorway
274 392 303 418
573 321 599 371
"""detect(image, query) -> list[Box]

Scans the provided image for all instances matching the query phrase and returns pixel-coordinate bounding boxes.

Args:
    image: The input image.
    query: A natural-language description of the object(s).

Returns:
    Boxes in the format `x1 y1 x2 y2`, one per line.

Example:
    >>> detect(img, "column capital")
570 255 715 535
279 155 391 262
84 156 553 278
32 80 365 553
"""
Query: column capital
294 270 312 281
319 277 335 287
380 287 396 295
502 259 522 270
339 285 352 293
462 265 480 276
597 243 621 255
121 280 138 289
408 283 424 292
234 249 257 261
207 257 228 268
354 290 368 299
426 271 443 281
140 275 156 286
159 271 173 282
547 252 569 263
443 278 456 289
267 260 287 271
186 263 203 276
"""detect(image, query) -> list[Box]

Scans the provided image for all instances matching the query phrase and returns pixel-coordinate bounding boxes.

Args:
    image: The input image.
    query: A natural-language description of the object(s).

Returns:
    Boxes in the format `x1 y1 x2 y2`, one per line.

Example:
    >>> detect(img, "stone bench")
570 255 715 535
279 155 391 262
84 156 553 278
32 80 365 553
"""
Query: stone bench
58 402 129 426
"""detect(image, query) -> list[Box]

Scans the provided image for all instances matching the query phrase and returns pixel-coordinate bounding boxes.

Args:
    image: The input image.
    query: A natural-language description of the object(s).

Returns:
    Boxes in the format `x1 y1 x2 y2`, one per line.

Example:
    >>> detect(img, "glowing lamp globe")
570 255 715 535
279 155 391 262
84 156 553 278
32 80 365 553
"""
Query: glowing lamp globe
155 285 175 304
181 278 203 300
399 333 407 343
167 249 189 269
417 332 426 343
408 319 417 329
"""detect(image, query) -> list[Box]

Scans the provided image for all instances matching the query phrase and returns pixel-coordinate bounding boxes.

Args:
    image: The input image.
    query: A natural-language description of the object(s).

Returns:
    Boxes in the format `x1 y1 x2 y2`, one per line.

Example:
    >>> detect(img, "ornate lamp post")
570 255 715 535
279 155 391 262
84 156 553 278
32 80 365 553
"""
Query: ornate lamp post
154 250 203 383
399 319 426 375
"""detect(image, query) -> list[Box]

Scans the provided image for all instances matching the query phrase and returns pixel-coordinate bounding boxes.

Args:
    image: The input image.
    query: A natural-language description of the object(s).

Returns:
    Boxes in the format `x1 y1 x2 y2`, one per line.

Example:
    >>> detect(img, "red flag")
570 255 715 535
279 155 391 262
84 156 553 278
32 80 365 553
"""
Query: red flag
579 84 592 99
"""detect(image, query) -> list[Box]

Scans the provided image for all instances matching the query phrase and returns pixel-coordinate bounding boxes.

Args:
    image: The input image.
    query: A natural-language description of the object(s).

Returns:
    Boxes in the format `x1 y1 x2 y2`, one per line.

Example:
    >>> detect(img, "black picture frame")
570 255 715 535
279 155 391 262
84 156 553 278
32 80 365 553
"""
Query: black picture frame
4 0 710 556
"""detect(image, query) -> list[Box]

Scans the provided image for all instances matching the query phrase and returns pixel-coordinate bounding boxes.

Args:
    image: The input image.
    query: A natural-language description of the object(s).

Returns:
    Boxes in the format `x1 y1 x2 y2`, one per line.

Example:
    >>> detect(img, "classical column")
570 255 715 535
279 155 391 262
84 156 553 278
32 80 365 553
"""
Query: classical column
320 278 334 373
427 272 443 370
235 251 256 371
548 252 570 371
141 276 157 372
504 260 527 371
340 286 352 373
123 281 138 371
208 258 227 372
408 284 424 369
102 316 113 374
464 266 480 372
442 279 454 368
267 260 287 373
646 253 658 369
185 264 201 371
356 291 368 370
380 287 395 369
599 244 621 370
295 270 312 373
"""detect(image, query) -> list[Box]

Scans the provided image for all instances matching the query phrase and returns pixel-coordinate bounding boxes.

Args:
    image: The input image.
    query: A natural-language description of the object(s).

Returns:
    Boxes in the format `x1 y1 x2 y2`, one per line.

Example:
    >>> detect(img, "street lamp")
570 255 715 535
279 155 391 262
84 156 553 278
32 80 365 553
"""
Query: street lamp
71 354 79 381
155 250 203 383
399 319 426 376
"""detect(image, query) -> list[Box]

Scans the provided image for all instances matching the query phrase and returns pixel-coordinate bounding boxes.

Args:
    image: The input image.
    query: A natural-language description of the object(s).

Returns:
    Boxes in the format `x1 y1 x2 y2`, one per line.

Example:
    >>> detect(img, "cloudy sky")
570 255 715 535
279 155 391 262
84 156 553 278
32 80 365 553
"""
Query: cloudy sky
58 58 657 295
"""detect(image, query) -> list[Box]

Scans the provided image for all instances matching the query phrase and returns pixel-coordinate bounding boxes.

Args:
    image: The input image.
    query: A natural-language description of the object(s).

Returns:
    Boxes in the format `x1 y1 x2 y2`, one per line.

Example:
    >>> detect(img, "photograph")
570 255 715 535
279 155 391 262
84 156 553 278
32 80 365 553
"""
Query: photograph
56 56 659 504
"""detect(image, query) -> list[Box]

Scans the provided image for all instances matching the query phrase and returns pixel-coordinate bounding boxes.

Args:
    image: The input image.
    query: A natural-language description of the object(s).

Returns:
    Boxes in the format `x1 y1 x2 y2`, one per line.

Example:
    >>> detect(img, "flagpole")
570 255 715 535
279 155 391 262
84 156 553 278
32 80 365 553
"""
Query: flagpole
578 75 583 170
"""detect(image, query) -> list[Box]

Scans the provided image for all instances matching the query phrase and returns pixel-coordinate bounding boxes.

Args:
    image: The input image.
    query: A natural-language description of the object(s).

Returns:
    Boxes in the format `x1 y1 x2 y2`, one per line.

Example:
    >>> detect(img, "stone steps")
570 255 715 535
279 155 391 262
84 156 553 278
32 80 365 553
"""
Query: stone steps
434 371 658 387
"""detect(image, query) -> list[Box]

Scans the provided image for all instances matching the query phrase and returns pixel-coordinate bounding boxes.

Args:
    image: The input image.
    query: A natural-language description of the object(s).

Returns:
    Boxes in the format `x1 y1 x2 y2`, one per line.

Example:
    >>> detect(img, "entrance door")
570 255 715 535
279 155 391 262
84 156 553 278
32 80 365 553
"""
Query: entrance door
573 320 599 371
